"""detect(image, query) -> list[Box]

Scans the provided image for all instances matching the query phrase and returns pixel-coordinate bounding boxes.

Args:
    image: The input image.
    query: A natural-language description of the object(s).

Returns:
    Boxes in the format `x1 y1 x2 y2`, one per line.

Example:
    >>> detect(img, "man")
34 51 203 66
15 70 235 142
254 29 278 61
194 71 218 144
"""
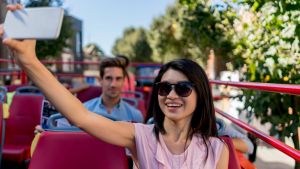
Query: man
83 57 143 122
48 57 144 128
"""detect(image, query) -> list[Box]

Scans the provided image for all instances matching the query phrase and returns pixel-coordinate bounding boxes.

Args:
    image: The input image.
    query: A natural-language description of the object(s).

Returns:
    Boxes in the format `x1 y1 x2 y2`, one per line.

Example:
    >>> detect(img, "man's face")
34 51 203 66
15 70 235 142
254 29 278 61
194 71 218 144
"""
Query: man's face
100 67 125 99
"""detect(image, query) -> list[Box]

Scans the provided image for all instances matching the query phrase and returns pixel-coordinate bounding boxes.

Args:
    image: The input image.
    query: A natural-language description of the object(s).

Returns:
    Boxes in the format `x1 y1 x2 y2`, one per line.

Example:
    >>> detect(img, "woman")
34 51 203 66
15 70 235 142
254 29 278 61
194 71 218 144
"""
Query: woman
0 5 228 169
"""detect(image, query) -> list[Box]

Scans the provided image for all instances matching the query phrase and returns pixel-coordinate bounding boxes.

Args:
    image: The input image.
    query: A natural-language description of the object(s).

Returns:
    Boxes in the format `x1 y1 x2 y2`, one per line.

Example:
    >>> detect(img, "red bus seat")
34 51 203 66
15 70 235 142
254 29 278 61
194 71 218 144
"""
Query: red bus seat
0 104 3 164
15 86 42 95
29 131 128 169
76 86 102 102
3 94 44 163
220 136 241 169
7 84 26 92
122 90 147 119
135 87 152 111
137 99 146 119
0 86 7 103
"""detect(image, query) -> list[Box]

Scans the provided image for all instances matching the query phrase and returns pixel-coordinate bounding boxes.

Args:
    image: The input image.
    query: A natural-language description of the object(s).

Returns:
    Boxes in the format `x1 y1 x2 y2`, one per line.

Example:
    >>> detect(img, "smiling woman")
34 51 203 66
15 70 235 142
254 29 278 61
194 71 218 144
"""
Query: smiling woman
138 59 229 169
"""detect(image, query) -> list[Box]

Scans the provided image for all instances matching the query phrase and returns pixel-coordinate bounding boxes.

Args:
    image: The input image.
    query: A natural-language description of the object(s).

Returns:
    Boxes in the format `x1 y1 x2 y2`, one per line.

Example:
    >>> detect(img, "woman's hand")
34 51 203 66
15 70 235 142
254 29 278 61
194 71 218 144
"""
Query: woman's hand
0 4 38 66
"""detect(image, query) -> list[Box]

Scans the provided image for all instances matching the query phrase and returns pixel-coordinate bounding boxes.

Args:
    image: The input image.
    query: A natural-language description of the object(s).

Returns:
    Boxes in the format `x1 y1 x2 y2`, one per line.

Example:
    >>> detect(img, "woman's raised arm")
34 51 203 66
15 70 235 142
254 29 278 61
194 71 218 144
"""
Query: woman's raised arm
0 17 135 150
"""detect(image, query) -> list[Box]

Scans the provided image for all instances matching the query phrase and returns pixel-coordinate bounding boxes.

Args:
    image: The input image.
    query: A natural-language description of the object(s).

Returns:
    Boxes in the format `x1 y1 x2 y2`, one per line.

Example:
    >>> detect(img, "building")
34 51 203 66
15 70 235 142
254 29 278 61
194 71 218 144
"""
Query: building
0 1 7 65
59 15 83 74
0 1 22 85
0 2 84 84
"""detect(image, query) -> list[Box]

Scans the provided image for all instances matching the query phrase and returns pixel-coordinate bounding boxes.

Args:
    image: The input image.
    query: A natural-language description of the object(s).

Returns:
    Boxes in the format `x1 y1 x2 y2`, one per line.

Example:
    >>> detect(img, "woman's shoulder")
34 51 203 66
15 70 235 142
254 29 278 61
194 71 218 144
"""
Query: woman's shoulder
133 124 157 151
209 136 225 144
134 123 155 133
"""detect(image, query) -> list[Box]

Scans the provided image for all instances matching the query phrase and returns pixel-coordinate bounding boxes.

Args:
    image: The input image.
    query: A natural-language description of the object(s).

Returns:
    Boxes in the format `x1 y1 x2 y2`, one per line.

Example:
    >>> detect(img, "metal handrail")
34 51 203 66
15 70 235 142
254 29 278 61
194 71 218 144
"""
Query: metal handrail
210 80 300 96
215 108 300 162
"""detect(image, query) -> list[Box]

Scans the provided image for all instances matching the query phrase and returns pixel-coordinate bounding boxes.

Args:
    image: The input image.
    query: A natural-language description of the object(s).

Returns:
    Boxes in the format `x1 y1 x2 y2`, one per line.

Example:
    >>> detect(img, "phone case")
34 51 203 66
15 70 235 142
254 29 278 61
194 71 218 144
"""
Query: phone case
3 7 64 40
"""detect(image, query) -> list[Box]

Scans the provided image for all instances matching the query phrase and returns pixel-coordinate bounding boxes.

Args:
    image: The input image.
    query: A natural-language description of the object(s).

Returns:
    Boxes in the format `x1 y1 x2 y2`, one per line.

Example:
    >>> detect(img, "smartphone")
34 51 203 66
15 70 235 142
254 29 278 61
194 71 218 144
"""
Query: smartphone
3 7 64 40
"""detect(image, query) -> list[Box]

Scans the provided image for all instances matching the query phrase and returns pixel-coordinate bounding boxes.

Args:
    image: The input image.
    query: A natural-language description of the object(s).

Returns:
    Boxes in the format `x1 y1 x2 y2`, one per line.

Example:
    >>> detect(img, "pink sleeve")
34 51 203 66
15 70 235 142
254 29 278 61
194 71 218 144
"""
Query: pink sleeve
211 138 226 168
133 124 156 168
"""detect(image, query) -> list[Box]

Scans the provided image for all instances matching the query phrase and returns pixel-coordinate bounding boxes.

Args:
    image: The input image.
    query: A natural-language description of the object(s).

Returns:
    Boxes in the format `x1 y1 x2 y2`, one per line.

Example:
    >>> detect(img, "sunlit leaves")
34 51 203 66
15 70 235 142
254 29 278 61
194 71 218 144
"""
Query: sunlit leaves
112 27 152 62
224 0 300 144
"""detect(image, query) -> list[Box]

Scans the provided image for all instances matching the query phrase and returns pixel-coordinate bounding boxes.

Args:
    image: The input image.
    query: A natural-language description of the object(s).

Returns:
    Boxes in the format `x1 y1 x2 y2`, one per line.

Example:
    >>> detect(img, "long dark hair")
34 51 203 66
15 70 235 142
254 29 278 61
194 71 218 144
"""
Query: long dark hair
147 59 217 157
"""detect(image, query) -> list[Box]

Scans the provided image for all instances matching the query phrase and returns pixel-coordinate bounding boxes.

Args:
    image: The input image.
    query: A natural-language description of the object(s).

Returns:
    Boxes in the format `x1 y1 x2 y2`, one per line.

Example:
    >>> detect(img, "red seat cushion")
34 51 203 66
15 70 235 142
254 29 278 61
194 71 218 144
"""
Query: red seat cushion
3 94 43 163
2 145 30 163
29 131 128 169
76 86 102 102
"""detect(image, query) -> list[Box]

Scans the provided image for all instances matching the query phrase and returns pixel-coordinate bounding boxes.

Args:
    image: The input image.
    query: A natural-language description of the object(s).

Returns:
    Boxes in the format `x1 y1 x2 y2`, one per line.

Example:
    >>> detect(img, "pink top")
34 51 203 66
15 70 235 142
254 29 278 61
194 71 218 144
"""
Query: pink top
133 123 225 169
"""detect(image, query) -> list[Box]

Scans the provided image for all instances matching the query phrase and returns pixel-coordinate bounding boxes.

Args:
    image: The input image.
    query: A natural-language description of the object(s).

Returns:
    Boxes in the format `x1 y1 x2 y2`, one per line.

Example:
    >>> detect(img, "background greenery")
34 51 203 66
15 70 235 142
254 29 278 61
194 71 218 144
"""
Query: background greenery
25 0 74 59
112 0 300 167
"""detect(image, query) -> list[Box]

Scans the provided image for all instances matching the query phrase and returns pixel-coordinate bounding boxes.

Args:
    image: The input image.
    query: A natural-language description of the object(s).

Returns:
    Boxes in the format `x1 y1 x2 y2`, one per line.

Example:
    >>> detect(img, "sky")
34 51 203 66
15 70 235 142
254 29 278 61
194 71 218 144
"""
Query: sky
62 0 175 56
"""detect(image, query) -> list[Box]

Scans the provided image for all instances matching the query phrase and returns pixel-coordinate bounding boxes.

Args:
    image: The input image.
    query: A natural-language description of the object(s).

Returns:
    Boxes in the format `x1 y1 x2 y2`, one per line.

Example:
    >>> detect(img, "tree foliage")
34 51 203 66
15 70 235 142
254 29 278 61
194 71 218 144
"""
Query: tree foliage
179 1 300 166
219 1 300 164
85 43 105 57
148 0 234 66
25 0 74 59
112 27 152 62
148 4 193 63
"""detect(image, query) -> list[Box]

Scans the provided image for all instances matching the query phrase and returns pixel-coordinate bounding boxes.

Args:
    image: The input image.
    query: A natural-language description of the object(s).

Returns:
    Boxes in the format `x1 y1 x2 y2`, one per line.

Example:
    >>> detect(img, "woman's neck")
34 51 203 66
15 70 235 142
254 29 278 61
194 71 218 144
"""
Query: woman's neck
162 118 193 155
163 118 191 142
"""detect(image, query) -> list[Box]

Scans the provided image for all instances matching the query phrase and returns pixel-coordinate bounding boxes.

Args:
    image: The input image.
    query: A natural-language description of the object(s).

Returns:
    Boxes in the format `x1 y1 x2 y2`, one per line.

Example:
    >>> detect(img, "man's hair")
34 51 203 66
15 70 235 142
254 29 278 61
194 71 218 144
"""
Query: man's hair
99 57 127 78
116 55 131 67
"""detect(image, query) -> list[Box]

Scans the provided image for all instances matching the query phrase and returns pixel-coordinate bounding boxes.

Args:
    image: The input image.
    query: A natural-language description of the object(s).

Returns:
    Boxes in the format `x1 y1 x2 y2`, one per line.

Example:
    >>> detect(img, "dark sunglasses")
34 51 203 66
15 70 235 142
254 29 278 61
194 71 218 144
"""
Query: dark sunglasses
156 81 194 97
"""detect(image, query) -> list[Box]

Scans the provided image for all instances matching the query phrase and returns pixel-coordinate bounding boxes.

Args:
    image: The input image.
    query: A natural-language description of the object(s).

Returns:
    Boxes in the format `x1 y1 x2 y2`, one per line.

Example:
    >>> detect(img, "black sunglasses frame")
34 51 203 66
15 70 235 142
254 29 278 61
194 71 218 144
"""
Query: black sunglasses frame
155 81 195 97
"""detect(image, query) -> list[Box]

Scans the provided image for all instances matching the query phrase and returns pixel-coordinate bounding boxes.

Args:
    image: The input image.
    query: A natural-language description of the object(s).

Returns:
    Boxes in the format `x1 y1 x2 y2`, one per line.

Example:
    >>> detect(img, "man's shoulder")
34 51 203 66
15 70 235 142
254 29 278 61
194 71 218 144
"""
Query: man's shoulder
123 102 141 114
121 100 140 112
120 99 144 122
83 97 101 107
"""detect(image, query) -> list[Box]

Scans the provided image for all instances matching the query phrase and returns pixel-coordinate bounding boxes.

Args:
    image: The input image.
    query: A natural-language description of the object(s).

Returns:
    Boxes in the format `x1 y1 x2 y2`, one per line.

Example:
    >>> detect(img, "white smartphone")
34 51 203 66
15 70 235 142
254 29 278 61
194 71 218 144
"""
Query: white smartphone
3 7 64 40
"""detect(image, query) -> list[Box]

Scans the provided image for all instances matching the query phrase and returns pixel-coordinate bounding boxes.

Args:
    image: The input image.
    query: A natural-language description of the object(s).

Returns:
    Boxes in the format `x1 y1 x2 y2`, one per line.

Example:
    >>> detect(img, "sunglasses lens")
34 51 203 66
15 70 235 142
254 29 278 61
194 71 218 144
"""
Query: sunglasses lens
157 82 172 96
175 82 193 97
157 82 193 97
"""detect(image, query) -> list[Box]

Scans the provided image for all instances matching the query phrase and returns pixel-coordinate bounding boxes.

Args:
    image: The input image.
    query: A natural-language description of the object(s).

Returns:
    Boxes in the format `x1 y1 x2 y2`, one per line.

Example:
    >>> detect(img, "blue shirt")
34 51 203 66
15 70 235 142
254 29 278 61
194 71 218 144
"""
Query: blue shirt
83 96 143 122
57 96 144 127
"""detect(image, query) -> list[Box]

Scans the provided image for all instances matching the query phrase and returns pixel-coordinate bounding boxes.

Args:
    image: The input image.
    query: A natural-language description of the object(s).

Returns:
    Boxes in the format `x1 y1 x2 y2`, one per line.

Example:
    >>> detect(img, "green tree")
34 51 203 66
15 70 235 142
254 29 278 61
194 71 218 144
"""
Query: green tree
85 43 105 57
148 4 192 63
178 0 300 167
25 0 74 59
148 0 234 67
221 1 300 167
112 27 152 62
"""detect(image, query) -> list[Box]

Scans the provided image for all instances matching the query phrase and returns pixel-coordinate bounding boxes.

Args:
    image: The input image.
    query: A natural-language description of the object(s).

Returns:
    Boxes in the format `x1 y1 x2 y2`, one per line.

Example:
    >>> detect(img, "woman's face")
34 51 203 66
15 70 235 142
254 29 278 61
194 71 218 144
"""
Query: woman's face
158 69 197 122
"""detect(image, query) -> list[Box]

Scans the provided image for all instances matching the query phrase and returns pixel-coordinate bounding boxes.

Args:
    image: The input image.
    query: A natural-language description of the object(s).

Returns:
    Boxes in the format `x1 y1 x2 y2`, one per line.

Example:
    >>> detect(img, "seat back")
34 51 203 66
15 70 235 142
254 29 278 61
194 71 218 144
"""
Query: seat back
5 94 44 146
122 90 144 99
220 136 241 169
76 86 102 102
29 131 128 169
136 99 146 119
0 86 7 103
6 84 26 92
122 98 138 107
135 87 152 111
123 89 147 118
15 86 42 95
0 104 3 164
